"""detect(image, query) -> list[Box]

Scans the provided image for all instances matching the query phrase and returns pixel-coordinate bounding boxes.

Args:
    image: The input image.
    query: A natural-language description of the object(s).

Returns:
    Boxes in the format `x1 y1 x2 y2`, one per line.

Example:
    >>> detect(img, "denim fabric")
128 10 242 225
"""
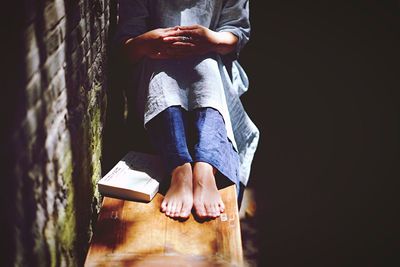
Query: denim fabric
146 106 240 193
146 106 193 172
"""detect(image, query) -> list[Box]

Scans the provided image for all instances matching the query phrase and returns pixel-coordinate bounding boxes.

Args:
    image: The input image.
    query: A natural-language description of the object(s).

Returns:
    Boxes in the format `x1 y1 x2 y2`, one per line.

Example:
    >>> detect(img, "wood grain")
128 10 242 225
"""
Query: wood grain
85 185 243 266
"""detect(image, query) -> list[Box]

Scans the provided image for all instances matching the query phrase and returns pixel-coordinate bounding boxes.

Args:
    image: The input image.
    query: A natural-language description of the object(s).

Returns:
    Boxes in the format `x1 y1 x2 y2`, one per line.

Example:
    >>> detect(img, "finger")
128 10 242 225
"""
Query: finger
177 25 200 30
164 26 178 31
160 29 183 39
166 29 197 37
163 36 186 43
162 26 182 33
164 37 196 45
168 25 181 30
162 29 184 37
169 42 196 47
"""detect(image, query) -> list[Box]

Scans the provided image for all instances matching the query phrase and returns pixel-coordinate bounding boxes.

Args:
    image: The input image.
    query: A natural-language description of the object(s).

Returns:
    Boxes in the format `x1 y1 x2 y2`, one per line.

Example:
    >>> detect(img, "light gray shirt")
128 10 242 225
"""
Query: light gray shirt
116 0 259 186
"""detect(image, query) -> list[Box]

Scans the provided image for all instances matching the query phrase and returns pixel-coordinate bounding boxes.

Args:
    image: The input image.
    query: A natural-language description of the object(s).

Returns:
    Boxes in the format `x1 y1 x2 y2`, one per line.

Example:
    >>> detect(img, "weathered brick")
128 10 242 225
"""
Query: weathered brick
70 42 85 73
68 19 87 52
100 29 107 54
94 0 105 16
91 53 104 84
24 24 39 57
104 3 110 23
45 101 67 158
44 0 66 31
26 72 43 107
9 1 110 266
23 99 44 137
82 34 91 58
48 68 66 98
25 47 41 81
43 72 66 115
91 36 102 60
45 26 62 57
42 43 65 87
58 18 67 43
99 10 106 30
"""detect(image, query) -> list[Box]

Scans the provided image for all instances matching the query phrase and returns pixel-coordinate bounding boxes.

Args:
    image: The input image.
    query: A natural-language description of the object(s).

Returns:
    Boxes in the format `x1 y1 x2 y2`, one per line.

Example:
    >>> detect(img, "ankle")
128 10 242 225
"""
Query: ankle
193 161 216 176
171 173 192 185
193 172 217 189
171 163 192 183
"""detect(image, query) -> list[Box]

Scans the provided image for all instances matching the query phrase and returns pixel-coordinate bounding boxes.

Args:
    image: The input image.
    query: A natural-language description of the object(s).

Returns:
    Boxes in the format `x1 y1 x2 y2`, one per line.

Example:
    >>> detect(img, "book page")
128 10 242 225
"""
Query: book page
98 151 165 198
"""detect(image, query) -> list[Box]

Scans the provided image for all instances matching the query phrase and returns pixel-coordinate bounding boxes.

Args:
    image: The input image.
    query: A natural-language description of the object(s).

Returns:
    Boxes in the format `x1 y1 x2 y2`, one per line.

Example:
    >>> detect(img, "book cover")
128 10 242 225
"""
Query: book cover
98 151 165 202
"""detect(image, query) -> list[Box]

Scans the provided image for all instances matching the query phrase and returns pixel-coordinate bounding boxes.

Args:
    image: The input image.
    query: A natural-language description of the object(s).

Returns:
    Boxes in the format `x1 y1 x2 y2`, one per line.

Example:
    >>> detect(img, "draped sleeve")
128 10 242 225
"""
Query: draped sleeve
114 0 150 46
215 0 250 58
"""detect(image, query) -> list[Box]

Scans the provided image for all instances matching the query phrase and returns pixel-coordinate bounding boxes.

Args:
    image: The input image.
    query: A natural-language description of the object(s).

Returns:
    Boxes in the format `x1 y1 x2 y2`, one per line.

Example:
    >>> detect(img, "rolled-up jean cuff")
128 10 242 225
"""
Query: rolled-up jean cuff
163 153 193 175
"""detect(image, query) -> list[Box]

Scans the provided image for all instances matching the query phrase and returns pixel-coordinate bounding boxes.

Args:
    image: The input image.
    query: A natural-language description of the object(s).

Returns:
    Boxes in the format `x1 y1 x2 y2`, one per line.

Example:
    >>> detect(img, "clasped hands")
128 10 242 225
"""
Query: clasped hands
140 25 220 59
124 25 237 62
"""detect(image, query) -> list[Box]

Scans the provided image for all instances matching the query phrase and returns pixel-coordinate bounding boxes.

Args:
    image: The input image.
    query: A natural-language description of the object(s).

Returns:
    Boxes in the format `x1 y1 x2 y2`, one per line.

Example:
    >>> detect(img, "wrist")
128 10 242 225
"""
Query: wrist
123 36 149 62
212 31 238 55
125 37 147 55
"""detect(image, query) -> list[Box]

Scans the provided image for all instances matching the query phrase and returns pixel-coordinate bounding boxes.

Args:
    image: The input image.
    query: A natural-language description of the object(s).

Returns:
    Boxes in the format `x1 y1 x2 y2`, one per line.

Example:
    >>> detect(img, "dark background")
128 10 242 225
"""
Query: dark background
239 1 399 266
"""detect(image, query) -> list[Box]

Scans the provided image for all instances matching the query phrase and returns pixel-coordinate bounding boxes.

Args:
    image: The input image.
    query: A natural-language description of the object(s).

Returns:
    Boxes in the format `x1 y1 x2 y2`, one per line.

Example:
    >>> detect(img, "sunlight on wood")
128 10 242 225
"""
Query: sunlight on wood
85 185 243 266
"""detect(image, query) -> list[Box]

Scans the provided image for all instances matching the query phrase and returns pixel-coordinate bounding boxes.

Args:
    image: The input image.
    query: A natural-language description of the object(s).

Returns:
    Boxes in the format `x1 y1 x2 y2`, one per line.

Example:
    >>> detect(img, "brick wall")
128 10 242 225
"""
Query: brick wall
2 0 114 266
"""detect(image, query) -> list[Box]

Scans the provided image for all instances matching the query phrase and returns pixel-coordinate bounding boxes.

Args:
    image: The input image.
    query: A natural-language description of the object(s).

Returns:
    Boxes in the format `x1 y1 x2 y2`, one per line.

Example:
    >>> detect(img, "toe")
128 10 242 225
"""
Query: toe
179 209 190 218
211 204 219 218
180 202 192 218
213 203 221 217
205 203 216 218
218 200 225 213
174 202 183 217
166 201 176 217
194 201 207 218
161 199 168 213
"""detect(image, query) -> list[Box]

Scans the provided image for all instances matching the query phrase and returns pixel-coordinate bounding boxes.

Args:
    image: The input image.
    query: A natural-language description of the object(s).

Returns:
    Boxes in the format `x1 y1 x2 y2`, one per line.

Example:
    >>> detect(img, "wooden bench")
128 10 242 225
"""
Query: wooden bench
84 185 243 266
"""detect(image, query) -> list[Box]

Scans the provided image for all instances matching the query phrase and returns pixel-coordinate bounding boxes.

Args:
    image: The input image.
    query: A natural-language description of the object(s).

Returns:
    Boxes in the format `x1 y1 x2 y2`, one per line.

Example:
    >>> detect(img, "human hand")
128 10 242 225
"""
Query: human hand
125 27 189 60
162 25 238 57
123 25 237 62
162 25 217 57
132 27 180 59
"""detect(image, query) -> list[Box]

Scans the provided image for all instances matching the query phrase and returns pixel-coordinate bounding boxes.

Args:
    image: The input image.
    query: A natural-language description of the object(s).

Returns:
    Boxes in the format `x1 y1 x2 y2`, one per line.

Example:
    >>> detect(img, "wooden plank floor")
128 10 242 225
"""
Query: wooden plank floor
85 185 243 267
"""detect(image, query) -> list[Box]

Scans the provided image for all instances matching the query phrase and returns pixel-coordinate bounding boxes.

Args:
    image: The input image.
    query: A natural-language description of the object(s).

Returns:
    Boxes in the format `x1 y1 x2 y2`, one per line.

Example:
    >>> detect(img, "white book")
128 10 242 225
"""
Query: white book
98 151 165 202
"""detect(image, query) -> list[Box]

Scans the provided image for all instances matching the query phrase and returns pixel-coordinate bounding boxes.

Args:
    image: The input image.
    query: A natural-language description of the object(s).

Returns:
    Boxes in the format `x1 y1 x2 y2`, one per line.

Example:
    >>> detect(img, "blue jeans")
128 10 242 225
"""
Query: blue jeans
146 106 240 194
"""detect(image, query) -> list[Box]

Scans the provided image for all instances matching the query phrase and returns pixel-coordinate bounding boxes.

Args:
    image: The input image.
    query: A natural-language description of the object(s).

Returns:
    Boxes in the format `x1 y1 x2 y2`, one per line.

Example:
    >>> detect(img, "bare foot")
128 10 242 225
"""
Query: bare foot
193 162 225 219
161 163 193 219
